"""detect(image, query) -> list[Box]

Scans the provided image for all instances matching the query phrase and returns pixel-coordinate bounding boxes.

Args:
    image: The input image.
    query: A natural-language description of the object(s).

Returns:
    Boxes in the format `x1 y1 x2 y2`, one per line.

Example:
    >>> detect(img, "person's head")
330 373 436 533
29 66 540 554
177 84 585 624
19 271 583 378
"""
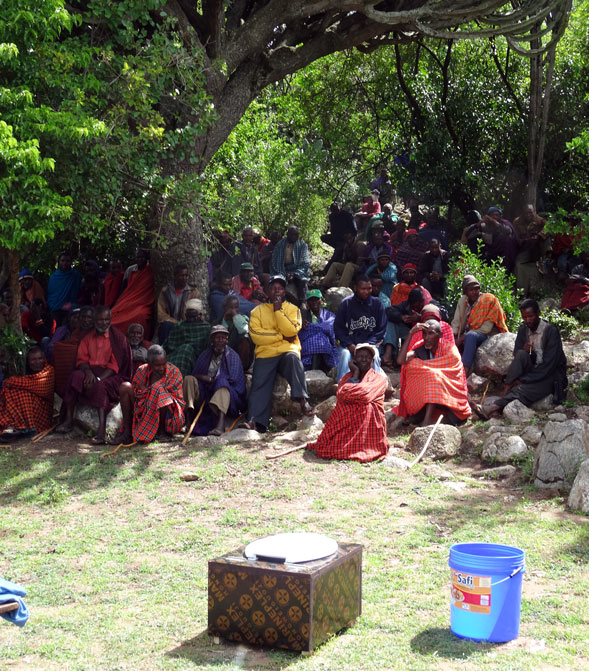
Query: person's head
487 206 502 221
147 344 167 376
217 273 232 294
354 344 376 374
420 303 441 322
67 309 81 332
383 203 393 215
83 259 99 278
371 189 380 202
370 275 383 297
423 319 442 351
405 229 419 247
519 298 541 331
462 275 481 303
109 258 122 275
269 229 282 245
377 252 391 270
218 229 232 246
209 325 229 355
174 264 189 289
26 346 46 374
286 226 299 243
58 252 72 272
94 306 111 334
408 288 425 313
306 289 323 316
401 264 417 284
330 202 340 214
136 248 149 269
370 227 384 246
222 294 239 320
466 210 481 226
79 306 95 331
429 239 441 256
343 231 356 246
521 204 536 222
241 227 254 245
19 269 33 291
127 323 144 346
239 263 254 284
354 274 372 301
268 275 287 301
185 299 203 322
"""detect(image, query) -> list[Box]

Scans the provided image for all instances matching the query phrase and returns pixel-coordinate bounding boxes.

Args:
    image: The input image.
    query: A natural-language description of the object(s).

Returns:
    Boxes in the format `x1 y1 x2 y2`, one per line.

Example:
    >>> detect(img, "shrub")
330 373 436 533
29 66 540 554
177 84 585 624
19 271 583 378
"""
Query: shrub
574 375 589 405
446 242 523 331
0 327 35 377
541 308 579 340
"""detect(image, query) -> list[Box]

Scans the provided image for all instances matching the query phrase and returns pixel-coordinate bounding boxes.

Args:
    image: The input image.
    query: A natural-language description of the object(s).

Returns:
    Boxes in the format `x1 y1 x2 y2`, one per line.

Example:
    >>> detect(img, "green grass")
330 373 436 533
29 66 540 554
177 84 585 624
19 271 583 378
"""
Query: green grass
0 436 588 671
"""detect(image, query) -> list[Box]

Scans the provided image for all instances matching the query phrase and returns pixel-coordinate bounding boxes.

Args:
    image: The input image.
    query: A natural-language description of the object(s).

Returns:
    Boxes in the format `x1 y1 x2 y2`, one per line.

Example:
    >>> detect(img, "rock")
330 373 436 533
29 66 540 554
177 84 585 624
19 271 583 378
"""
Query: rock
314 396 337 423
521 425 543 446
74 403 122 437
408 424 461 460
442 480 466 491
539 298 559 312
386 370 401 388
323 287 353 313
568 459 589 513
547 412 567 422
422 464 454 480
482 434 529 463
531 395 554 411
563 340 589 372
382 456 410 470
475 465 518 479
277 429 309 444
270 375 301 417
461 429 483 452
503 399 536 423
534 420 589 489
482 395 501 416
214 428 261 444
272 416 292 432
567 372 586 387
304 370 336 400
180 472 200 481
474 332 517 377
487 425 518 434
298 414 324 440
467 373 488 393
575 406 589 422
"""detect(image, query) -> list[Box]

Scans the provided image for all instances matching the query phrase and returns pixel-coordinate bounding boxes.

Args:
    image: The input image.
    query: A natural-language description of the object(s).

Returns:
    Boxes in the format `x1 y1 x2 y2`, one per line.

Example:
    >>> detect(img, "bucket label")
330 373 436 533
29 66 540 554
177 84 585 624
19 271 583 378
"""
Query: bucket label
451 570 491 614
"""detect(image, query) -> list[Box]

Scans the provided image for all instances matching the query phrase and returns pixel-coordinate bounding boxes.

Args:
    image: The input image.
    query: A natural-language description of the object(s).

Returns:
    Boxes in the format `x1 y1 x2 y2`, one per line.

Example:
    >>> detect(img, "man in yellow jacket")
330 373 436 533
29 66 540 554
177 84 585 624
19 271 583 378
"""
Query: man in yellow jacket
240 275 313 432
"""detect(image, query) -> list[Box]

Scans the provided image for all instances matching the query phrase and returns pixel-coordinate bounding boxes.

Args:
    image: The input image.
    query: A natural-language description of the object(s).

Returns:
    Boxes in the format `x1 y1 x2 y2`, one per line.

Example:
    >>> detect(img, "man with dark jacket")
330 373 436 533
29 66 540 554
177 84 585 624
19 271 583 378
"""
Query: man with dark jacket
418 239 450 299
334 274 387 381
484 299 568 415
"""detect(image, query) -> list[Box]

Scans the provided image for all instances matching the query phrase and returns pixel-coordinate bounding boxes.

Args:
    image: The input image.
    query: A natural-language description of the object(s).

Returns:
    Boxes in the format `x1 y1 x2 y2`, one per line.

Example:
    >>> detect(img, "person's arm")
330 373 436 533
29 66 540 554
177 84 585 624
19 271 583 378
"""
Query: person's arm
451 296 465 335
369 300 387 344
295 242 310 280
270 243 281 276
333 302 351 347
397 324 424 365
338 371 386 404
274 302 302 338
156 289 176 325
386 302 405 324
473 319 496 335
520 326 564 384
248 306 282 347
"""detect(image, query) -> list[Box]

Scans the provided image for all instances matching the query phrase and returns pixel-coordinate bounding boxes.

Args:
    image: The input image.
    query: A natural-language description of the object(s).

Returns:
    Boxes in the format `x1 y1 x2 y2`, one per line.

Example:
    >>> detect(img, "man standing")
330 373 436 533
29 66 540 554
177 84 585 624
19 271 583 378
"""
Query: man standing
333 274 387 381
270 226 311 303
111 248 155 336
156 264 201 343
240 276 312 432
183 325 247 436
320 203 357 275
116 345 184 444
484 299 568 416
57 306 132 444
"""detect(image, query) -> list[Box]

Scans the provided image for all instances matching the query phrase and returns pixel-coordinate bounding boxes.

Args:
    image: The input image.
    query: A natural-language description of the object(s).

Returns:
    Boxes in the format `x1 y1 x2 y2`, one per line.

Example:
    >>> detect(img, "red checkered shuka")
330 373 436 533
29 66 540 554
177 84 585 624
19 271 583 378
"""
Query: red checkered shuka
306 368 388 463
131 363 185 443
0 364 55 432
396 339 471 420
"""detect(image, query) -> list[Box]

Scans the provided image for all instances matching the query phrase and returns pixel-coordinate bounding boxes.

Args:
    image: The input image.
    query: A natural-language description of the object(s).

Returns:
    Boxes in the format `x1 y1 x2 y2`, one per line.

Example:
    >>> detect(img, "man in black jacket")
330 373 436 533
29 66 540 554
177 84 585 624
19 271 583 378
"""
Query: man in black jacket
419 239 450 299
485 299 568 415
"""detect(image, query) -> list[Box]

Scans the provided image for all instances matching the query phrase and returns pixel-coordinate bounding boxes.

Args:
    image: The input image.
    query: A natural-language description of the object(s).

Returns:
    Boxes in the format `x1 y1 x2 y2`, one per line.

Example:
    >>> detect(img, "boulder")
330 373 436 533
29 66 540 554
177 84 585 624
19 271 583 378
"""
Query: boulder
563 340 589 372
568 459 589 513
298 414 324 440
467 373 488 393
534 420 589 489
474 332 517 377
324 287 353 314
482 395 501 416
382 456 410 470
521 425 543 446
422 464 454 480
74 403 122 438
304 370 336 400
408 424 461 460
531 395 554 411
314 396 337 423
539 298 559 312
474 465 518 479
487 425 518 435
208 428 261 445
482 434 529 463
503 399 535 423
547 412 567 422
270 375 301 417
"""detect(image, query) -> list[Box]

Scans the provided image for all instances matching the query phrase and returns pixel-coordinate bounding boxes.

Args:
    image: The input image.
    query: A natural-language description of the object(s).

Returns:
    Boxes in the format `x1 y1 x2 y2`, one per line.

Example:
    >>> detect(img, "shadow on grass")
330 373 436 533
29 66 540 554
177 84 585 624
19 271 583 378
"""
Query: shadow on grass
0 434 156 504
167 629 297 669
411 627 496 658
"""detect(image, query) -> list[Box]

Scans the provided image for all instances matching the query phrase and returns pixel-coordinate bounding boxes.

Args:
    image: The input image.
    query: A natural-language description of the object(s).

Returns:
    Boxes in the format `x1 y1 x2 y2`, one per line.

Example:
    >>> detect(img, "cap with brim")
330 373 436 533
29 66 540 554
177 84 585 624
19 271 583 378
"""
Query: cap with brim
240 262 254 271
307 289 322 300
402 263 418 272
377 252 392 259
487 206 502 215
19 268 33 280
210 324 229 337
185 298 203 311
405 229 418 238
354 343 378 359
462 274 480 292
269 275 287 286
371 189 380 196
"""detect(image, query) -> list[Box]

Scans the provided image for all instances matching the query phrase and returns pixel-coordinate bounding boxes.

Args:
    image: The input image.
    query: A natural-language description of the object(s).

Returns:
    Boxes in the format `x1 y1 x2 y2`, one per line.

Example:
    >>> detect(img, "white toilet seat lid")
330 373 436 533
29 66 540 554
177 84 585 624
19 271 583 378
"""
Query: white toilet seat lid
244 532 338 564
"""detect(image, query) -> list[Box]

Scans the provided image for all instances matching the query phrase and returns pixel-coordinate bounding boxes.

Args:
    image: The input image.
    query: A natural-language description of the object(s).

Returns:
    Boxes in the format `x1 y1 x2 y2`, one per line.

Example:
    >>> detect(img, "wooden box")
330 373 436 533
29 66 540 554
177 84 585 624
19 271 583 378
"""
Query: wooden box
208 542 362 652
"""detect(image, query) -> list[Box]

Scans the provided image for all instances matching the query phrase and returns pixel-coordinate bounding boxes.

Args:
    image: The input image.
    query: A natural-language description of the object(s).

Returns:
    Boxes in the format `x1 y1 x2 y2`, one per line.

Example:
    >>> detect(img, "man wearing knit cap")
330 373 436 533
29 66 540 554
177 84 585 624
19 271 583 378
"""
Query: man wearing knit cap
162 298 211 377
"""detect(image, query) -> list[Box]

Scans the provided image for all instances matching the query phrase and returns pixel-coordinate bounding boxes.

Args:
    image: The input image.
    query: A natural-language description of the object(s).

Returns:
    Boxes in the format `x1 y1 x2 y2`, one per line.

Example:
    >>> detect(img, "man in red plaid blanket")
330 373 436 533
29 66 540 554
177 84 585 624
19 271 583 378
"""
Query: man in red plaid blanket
115 345 184 444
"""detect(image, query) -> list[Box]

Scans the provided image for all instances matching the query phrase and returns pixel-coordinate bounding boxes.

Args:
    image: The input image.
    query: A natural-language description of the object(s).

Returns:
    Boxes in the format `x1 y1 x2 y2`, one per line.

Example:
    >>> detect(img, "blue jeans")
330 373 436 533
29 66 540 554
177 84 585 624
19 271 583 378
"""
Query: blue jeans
337 345 383 382
462 331 487 369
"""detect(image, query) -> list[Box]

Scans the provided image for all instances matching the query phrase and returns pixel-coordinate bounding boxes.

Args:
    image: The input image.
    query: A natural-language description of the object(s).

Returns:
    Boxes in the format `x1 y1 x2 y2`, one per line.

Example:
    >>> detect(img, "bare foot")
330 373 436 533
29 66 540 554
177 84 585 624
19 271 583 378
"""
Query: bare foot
238 420 256 430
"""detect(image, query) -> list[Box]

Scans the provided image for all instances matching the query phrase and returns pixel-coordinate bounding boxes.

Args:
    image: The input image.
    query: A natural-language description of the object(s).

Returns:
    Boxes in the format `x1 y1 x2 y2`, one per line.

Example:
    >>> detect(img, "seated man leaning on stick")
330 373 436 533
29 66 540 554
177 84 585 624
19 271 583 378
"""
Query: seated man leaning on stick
116 345 185 444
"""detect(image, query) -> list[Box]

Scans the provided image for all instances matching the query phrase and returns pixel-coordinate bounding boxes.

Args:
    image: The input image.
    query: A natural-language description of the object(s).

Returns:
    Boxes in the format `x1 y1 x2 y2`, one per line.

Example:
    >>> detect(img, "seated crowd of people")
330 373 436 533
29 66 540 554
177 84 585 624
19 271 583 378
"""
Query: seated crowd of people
0 193 575 462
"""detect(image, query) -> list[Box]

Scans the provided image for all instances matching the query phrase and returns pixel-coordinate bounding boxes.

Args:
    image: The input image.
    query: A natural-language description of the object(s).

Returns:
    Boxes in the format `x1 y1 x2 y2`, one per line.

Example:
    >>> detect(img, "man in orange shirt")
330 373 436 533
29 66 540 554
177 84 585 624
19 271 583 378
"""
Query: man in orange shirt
56 306 133 443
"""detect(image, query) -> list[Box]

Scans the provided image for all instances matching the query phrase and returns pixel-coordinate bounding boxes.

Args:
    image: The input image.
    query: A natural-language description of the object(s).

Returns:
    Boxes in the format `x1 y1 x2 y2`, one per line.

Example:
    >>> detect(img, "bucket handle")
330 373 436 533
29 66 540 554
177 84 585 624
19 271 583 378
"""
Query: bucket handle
491 565 524 586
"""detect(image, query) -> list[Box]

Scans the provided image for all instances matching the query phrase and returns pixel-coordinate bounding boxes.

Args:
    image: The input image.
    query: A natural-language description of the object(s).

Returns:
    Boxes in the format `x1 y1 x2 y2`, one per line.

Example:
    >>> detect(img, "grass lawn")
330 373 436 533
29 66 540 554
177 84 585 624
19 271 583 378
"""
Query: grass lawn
0 434 588 670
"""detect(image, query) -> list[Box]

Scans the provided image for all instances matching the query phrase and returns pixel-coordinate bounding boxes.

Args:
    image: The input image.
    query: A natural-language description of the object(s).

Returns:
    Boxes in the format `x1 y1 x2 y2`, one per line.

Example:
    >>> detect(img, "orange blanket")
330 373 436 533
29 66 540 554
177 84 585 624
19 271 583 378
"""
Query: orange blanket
390 282 432 306
111 265 154 337
468 293 507 332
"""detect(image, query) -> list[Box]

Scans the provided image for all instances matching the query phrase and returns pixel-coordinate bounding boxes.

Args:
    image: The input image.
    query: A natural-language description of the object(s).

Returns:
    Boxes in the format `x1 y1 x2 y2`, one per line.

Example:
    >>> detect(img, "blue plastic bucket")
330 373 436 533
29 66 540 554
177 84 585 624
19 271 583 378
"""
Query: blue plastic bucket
449 543 525 642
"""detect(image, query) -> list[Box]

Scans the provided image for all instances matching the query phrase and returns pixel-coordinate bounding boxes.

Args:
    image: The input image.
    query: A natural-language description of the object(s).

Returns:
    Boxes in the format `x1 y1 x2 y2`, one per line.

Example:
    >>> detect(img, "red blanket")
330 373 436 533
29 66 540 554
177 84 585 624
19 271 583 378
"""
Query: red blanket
111 266 154 336
561 282 589 311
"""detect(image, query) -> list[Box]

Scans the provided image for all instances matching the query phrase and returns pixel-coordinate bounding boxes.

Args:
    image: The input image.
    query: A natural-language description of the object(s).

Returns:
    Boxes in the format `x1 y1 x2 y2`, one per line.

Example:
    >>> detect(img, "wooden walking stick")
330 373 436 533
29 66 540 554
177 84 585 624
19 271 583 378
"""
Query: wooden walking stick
31 424 57 443
408 414 443 468
100 440 137 459
181 401 205 446
265 444 307 460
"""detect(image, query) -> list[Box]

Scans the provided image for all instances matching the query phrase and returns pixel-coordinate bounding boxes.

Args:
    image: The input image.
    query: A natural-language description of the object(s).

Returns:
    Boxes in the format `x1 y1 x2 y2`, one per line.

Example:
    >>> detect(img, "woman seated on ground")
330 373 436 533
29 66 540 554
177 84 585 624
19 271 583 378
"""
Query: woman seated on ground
0 347 55 442
395 321 471 427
